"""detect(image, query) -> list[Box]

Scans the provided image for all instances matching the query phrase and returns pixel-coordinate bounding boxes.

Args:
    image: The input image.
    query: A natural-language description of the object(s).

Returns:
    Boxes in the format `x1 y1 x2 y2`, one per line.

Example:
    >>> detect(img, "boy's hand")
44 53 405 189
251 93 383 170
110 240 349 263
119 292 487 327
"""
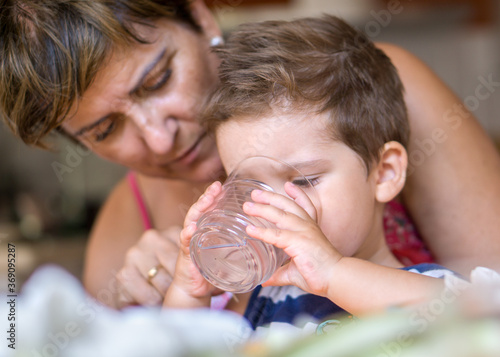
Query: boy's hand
243 182 343 297
163 181 222 308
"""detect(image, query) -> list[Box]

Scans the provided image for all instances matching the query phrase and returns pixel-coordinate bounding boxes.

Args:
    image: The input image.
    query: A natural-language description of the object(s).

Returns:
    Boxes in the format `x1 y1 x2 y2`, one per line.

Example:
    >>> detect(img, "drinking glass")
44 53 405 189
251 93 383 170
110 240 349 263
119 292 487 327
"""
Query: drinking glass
190 156 320 293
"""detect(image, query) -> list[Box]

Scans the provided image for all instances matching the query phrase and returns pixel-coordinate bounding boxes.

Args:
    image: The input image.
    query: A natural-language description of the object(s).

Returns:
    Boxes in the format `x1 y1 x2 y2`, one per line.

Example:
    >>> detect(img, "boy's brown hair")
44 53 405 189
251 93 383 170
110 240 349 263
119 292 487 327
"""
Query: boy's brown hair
204 15 409 172
0 0 199 147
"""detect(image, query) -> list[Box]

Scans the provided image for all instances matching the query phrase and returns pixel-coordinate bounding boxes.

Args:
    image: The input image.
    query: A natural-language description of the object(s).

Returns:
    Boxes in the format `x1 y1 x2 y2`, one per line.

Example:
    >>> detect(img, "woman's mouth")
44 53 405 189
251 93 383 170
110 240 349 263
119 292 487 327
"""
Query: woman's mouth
170 133 206 166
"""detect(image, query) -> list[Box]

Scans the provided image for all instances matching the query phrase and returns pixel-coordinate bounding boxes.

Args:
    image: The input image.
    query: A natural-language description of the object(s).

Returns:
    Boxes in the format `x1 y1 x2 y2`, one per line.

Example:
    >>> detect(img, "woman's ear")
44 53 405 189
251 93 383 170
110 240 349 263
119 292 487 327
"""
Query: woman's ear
374 141 408 203
189 0 222 39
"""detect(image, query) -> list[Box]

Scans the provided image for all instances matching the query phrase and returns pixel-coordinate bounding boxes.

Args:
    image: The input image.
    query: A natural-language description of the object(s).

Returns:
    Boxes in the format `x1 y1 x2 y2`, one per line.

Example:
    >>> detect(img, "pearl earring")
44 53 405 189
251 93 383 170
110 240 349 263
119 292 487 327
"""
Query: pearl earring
210 36 224 47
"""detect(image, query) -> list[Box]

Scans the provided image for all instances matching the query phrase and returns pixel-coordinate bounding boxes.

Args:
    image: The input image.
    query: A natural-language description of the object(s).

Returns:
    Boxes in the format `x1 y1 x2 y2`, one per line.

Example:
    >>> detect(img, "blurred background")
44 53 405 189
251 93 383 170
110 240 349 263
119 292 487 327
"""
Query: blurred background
1 0 499 289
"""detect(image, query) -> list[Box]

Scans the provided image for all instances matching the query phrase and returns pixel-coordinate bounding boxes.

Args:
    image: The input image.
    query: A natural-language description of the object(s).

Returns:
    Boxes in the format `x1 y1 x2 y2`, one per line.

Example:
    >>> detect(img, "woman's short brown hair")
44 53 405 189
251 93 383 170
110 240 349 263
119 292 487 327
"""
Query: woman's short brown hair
0 0 199 147
204 15 409 172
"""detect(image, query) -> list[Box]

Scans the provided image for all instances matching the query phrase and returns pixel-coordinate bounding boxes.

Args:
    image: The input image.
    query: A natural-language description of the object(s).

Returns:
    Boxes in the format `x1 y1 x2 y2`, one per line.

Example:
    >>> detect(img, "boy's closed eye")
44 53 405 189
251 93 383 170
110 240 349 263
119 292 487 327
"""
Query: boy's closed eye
291 176 320 187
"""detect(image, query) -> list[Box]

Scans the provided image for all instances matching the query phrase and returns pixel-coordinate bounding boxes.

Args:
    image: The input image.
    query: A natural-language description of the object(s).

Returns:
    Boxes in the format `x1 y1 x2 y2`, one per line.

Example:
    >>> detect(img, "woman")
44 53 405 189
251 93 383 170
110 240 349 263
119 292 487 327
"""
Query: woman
1 0 499 308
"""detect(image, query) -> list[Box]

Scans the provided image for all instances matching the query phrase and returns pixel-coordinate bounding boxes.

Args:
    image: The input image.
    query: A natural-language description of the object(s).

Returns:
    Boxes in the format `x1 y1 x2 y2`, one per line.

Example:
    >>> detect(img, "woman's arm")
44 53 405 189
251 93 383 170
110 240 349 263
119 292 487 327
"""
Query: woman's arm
82 176 182 308
378 43 500 274
83 176 145 305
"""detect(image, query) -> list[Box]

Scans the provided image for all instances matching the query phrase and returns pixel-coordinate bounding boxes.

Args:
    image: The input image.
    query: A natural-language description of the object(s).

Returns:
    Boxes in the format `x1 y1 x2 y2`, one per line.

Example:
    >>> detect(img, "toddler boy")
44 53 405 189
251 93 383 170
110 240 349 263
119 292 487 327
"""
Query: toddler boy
163 15 453 332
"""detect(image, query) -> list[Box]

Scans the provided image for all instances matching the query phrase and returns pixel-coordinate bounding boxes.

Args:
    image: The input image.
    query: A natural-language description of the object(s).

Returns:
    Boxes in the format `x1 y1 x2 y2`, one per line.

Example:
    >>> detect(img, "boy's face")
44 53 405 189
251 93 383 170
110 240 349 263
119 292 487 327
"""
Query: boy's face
216 109 387 261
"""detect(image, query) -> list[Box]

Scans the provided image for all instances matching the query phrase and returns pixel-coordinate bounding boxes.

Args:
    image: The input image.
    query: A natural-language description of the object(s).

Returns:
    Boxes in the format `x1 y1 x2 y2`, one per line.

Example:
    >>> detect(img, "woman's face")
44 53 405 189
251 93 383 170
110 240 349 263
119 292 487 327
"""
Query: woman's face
62 16 223 182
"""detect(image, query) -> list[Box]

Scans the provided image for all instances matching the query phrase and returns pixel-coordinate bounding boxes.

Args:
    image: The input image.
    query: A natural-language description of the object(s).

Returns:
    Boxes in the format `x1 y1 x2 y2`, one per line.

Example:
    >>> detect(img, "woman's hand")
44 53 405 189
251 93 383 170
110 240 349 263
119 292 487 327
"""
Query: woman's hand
163 181 223 308
243 182 343 297
114 226 182 308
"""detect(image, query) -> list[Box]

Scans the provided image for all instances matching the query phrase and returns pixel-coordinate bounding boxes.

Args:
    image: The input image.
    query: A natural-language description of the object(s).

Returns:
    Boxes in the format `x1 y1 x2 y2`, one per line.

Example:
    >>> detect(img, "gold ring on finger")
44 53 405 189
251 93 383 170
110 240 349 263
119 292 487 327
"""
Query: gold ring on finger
147 265 161 283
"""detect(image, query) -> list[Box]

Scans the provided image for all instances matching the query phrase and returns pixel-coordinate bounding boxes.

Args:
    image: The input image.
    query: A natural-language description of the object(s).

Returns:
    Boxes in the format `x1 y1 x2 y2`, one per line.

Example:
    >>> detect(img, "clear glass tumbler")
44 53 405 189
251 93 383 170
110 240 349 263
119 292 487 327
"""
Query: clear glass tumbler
190 156 320 293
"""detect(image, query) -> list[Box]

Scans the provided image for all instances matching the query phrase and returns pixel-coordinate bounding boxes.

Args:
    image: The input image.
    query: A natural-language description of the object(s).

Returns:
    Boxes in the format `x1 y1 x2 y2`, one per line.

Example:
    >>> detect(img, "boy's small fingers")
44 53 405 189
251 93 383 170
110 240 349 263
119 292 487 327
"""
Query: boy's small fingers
246 225 290 249
250 189 309 220
207 181 222 194
183 191 217 228
198 182 223 209
284 182 317 221
180 223 197 247
262 266 293 288
198 194 213 210
182 182 223 228
243 201 301 229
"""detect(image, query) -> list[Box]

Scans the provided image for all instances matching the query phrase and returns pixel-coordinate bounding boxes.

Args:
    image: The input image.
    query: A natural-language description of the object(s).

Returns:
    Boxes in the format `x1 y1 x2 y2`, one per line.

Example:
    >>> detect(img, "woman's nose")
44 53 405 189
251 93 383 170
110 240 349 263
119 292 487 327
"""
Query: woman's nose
130 104 179 155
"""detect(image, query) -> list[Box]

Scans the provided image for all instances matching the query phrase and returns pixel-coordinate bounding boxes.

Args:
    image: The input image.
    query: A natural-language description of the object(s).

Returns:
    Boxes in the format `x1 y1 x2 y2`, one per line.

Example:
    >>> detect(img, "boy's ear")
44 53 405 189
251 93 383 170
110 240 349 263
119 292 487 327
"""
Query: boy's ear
373 141 408 203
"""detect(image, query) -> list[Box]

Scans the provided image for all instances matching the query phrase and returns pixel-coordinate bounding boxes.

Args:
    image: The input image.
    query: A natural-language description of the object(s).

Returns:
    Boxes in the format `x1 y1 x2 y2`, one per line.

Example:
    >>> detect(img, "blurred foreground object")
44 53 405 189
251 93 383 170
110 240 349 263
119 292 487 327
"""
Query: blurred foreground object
1 266 499 357
241 267 500 357
0 265 251 357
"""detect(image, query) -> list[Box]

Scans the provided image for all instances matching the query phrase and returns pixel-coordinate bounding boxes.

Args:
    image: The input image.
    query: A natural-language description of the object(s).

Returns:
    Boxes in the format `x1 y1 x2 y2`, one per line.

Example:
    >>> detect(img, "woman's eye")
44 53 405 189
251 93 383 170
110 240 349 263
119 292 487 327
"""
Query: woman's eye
142 68 172 92
93 120 117 142
292 177 320 187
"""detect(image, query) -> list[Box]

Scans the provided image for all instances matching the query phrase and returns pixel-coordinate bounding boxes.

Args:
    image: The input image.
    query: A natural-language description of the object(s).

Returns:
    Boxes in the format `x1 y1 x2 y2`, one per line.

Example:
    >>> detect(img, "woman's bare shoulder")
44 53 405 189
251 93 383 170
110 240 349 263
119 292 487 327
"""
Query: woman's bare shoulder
375 42 451 94
83 174 146 294
375 42 414 59
376 42 500 273
375 42 424 68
